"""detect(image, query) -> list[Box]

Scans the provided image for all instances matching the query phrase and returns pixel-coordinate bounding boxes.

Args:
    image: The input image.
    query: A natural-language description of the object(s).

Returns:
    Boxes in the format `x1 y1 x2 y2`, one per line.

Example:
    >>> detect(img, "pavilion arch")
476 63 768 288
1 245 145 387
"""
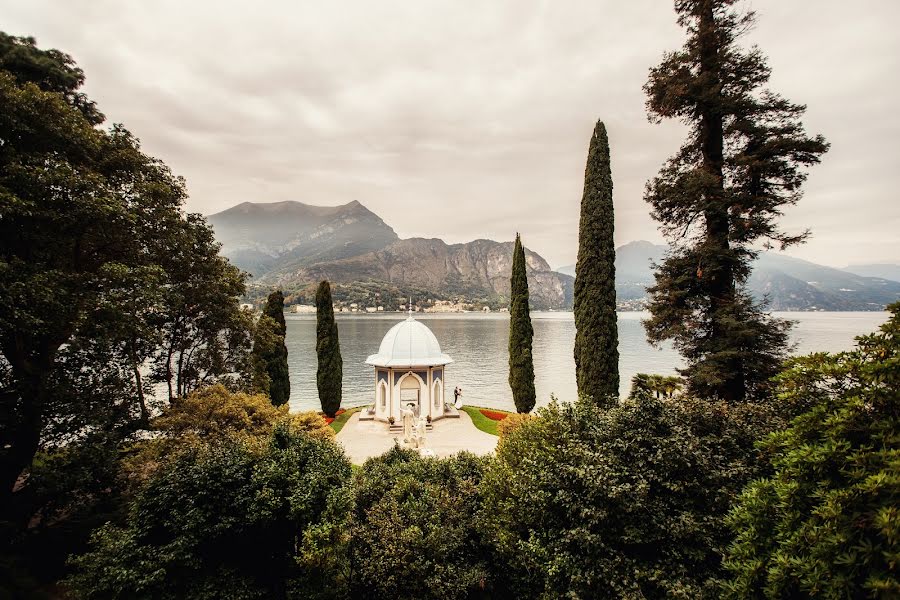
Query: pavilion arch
378 380 388 410
398 371 427 416
432 379 442 410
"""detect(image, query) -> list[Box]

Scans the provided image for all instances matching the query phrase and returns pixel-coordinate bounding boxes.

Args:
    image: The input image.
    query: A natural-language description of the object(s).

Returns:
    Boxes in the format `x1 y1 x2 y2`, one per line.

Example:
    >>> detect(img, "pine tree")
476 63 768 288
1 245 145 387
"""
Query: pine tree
315 280 343 417
574 120 619 407
643 0 828 402
508 234 536 413
261 290 290 406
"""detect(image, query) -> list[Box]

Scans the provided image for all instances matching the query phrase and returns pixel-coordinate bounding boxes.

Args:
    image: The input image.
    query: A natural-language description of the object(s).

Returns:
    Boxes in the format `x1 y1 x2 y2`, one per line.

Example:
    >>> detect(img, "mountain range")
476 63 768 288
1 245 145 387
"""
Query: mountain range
208 200 571 309
209 201 899 311
559 241 900 311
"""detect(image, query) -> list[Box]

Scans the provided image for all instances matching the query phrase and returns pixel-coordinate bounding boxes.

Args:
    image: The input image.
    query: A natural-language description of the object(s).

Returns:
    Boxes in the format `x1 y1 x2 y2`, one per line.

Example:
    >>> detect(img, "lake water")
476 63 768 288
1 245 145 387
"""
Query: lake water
285 311 888 413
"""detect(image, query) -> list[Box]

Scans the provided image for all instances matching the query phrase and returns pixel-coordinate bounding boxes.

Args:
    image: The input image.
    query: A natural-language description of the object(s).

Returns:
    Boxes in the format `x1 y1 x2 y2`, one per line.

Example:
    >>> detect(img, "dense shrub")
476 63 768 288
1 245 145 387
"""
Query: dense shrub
121 385 332 490
67 425 351 599
483 396 778 598
305 446 496 600
495 412 533 441
723 303 900 598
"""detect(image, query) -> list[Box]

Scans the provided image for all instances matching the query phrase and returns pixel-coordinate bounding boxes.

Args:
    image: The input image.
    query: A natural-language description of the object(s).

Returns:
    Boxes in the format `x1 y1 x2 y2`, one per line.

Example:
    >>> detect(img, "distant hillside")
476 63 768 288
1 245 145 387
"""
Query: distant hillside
751 253 900 310
560 241 900 311
268 237 569 309
842 263 900 283
207 200 399 276
210 201 898 312
210 201 571 310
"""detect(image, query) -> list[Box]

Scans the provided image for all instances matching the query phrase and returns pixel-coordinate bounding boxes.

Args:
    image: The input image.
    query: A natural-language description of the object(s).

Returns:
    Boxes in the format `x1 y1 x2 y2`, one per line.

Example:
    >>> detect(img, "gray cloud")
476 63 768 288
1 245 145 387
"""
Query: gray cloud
5 0 899 268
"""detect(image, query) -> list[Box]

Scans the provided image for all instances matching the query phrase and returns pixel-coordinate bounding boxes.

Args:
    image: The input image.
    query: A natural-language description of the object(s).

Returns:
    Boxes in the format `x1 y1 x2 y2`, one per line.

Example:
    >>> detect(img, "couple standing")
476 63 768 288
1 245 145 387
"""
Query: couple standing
453 385 463 408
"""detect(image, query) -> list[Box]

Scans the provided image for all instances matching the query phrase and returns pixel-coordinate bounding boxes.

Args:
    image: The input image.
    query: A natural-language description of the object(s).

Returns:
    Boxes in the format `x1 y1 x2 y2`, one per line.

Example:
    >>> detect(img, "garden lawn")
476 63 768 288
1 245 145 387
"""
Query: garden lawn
460 406 514 436
329 406 362 434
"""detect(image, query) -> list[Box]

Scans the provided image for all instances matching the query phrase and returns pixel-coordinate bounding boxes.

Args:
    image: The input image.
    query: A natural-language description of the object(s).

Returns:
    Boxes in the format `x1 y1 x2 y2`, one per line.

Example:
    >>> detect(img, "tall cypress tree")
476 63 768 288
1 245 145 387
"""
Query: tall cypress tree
262 290 290 406
315 280 342 417
574 120 619 407
508 234 536 413
643 0 828 402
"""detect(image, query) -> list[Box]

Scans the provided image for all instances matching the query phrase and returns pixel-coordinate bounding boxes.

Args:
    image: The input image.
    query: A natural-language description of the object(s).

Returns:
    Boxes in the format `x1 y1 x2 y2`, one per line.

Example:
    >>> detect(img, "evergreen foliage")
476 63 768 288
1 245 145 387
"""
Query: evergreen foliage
260 290 290 406
723 303 900 598
315 281 343 418
508 234 536 413
250 314 279 397
304 447 495 600
574 120 619 406
643 0 828 402
0 32 250 524
483 396 780 598
67 425 351 600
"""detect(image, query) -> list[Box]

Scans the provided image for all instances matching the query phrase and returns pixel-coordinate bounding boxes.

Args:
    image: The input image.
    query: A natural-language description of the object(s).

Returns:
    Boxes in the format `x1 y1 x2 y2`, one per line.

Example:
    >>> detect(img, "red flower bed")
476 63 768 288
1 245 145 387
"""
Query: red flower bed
480 409 509 421
321 408 345 425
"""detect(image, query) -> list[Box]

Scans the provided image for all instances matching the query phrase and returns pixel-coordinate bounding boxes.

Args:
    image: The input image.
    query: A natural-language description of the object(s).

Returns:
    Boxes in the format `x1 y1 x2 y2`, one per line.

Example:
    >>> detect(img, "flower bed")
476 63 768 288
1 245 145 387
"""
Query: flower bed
322 408 346 425
480 409 510 421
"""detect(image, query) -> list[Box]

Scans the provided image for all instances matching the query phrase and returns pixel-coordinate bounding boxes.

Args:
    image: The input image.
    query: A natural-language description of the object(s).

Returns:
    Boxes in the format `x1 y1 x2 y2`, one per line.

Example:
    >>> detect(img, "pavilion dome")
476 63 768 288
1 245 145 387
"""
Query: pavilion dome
365 317 453 367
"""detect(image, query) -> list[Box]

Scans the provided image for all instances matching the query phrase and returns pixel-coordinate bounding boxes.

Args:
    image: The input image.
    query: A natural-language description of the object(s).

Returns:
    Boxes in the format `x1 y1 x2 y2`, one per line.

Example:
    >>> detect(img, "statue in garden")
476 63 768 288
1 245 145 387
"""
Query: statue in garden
401 403 416 443
415 415 427 449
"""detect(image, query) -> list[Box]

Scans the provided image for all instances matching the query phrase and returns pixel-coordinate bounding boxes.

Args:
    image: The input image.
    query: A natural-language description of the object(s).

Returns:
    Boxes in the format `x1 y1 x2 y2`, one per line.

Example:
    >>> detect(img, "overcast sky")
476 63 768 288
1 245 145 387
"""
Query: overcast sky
6 0 899 268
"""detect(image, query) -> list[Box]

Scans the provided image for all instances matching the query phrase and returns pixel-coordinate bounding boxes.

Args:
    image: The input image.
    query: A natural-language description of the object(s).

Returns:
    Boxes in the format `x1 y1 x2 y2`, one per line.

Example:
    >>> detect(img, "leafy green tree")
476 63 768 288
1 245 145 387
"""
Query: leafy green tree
306 446 494 600
508 234 536 413
148 217 250 402
643 0 828 402
483 395 779 598
0 33 249 516
67 425 351 600
255 290 290 406
723 303 900 598
315 281 342 418
574 119 619 406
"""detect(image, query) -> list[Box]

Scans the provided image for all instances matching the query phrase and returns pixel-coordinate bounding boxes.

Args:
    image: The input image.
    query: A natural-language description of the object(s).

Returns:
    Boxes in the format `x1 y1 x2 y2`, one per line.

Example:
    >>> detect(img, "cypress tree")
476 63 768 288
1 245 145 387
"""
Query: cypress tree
643 0 828 402
315 280 343 417
262 290 290 406
574 120 619 407
508 234 536 413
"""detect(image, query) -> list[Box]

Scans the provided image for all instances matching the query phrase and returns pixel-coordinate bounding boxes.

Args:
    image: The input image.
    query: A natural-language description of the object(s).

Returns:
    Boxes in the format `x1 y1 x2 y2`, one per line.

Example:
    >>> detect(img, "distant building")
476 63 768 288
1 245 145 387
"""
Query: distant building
482 306 491 312
365 306 377 313
290 304 315 314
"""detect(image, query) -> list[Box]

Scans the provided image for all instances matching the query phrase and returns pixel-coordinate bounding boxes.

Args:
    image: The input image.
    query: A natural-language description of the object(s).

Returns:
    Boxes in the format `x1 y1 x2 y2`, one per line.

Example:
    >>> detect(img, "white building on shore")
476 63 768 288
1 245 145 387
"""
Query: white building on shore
365 316 453 423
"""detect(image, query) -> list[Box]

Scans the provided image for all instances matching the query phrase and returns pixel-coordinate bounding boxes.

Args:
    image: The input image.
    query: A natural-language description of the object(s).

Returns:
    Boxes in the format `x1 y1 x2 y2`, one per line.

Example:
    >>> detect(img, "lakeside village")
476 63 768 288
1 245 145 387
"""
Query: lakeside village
275 300 504 314
240 283 649 314
241 290 512 314
243 298 647 314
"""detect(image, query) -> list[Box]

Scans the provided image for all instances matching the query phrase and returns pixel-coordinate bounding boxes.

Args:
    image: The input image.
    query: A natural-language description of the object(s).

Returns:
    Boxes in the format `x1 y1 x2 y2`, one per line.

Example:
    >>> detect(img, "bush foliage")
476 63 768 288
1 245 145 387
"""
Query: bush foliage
723 303 900 598
68 426 351 599
483 396 779 598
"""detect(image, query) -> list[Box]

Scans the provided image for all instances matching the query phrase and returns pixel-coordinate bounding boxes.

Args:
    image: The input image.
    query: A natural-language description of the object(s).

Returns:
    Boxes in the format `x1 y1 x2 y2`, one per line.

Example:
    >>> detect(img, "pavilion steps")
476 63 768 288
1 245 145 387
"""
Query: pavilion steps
388 424 433 434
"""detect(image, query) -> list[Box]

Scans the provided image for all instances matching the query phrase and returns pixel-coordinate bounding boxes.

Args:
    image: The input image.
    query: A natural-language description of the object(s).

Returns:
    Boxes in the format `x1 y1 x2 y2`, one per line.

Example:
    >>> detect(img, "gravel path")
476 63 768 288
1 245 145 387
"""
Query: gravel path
335 409 498 464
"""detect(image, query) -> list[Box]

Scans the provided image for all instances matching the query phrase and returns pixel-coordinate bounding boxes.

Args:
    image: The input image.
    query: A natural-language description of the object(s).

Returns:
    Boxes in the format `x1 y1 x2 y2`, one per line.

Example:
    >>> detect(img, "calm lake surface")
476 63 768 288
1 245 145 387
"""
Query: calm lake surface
286 311 888 413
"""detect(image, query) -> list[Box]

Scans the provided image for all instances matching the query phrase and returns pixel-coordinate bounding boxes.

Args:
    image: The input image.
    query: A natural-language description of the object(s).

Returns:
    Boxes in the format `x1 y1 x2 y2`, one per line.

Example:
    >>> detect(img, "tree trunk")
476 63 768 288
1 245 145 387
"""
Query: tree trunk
129 341 150 427
0 353 48 520
698 0 745 402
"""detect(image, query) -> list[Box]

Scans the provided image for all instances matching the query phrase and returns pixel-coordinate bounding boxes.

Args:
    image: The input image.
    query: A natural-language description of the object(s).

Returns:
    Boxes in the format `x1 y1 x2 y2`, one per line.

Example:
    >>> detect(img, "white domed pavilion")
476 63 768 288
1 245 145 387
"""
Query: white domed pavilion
365 316 453 423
